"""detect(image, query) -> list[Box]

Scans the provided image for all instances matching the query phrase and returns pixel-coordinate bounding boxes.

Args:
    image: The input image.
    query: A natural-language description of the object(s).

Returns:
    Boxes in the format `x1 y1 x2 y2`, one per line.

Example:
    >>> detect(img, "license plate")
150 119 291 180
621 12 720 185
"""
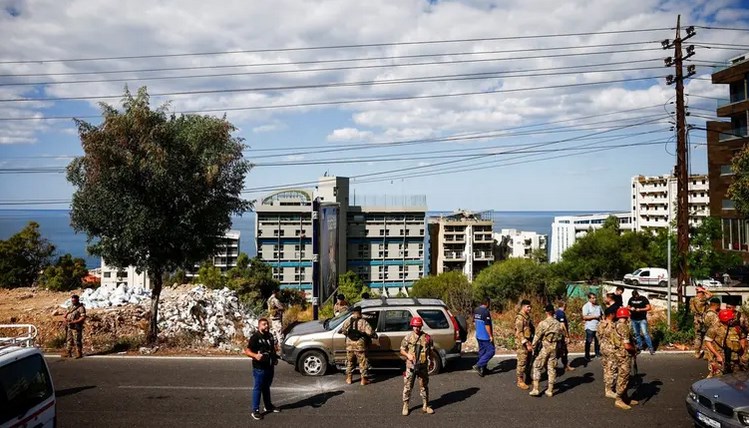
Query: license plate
697 411 721 428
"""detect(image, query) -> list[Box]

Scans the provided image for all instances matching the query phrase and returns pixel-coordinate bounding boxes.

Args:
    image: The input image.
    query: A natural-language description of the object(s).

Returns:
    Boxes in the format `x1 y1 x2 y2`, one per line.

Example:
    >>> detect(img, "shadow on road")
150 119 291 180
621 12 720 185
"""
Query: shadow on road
56 385 96 397
431 387 480 410
553 372 596 395
487 359 516 374
280 390 344 410
631 373 662 404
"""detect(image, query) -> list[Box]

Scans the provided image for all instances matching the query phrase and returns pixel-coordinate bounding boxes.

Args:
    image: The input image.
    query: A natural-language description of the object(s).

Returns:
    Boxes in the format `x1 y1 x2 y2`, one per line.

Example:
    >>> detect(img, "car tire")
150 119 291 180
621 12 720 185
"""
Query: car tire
632 280 639 286
658 281 667 287
427 350 442 376
298 350 328 376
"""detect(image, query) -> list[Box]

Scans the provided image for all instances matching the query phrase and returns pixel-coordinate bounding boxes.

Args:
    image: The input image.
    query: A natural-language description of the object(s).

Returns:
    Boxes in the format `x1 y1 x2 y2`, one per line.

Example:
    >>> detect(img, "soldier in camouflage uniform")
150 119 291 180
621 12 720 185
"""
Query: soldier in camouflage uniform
64 294 86 358
704 309 743 376
333 294 349 316
338 306 376 385
690 287 712 358
726 303 749 371
400 317 434 416
515 299 534 390
611 307 639 410
529 304 562 397
597 306 618 399
267 289 285 348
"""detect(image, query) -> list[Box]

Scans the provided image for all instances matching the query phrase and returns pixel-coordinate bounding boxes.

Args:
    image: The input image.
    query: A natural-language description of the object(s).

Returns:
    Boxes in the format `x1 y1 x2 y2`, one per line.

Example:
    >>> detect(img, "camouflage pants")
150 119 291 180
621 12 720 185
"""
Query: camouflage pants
516 346 531 378
600 352 618 394
65 327 83 352
346 350 369 377
270 319 283 348
611 353 632 397
402 367 429 403
693 319 705 350
531 345 557 386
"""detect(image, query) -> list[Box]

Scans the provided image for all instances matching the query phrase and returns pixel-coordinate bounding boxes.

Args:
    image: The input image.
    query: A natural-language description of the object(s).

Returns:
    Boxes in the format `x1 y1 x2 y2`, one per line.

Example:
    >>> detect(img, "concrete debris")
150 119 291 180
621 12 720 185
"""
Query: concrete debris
61 283 151 309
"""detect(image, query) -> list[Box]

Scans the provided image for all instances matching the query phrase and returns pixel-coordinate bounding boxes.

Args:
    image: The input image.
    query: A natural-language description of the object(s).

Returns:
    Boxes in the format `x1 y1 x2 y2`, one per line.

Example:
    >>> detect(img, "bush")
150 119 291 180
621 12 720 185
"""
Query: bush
280 289 308 310
40 253 88 292
473 258 550 311
337 271 369 303
196 262 226 289
411 271 473 315
652 307 694 346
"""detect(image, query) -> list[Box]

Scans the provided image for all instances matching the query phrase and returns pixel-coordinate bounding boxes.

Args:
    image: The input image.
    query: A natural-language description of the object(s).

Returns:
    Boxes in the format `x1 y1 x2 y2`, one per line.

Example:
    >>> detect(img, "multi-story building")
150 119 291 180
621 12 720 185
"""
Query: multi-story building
428 210 494 282
100 261 150 289
631 174 709 232
708 52 749 259
186 230 241 278
256 177 427 296
549 212 633 263
494 229 547 259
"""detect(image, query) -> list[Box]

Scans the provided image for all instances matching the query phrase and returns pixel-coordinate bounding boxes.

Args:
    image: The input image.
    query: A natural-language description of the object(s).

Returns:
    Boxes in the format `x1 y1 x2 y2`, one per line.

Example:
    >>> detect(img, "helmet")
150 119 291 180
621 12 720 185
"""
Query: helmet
719 309 736 324
616 307 631 319
409 317 424 327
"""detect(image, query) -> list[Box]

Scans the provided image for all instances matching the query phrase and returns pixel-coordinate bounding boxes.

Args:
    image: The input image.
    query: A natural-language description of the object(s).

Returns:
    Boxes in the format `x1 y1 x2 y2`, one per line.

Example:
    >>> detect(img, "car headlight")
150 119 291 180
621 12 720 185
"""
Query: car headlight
738 412 749 426
284 335 298 346
688 390 698 402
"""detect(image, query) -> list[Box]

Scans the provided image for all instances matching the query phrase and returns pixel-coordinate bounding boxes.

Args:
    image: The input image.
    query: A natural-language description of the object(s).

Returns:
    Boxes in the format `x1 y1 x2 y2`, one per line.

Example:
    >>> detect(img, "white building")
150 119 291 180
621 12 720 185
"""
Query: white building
100 261 150 289
428 210 494 281
631 174 710 232
186 230 242 278
549 212 633 263
494 229 547 259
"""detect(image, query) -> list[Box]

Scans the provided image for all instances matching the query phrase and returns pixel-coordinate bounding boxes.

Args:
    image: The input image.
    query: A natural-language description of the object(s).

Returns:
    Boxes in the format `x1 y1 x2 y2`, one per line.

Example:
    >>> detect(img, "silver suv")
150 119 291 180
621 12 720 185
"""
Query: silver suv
281 298 463 376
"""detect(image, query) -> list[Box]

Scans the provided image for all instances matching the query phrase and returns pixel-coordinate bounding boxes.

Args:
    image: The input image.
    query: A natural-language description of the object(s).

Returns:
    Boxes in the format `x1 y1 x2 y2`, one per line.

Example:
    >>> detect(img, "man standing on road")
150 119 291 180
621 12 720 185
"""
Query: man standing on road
473 297 495 377
529 304 562 397
267 289 285 347
554 299 574 372
400 317 434 416
244 318 280 421
691 287 713 358
582 293 602 360
64 294 86 359
612 308 638 410
613 286 625 308
338 306 376 385
515 299 534 390
597 306 618 399
628 291 654 355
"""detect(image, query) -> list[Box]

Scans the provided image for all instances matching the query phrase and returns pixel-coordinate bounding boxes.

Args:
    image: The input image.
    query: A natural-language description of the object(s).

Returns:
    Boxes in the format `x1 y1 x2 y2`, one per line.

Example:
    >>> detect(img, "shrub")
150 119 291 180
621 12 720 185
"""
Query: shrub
196 262 226 289
652 307 694 346
410 271 473 315
40 254 88 292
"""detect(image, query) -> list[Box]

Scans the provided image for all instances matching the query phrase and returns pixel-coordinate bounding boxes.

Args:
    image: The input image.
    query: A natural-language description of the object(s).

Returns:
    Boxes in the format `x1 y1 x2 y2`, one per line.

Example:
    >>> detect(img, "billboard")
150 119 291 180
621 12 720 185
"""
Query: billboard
317 204 339 304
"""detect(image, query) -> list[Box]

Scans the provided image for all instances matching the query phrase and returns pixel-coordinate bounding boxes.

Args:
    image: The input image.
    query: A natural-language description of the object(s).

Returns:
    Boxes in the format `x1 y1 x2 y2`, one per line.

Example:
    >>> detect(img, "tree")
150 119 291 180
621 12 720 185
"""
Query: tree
66 88 251 343
728 145 749 215
40 254 88 291
0 221 56 288
196 262 226 289
411 271 473 315
337 271 369 303
225 256 280 312
687 217 741 279
473 258 550 310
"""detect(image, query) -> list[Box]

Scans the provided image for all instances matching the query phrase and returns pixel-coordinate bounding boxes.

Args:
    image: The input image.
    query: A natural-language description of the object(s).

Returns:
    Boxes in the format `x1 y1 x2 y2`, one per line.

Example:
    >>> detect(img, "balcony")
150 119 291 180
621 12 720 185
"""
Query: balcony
473 234 494 243
473 251 494 261
444 235 465 243
443 251 465 261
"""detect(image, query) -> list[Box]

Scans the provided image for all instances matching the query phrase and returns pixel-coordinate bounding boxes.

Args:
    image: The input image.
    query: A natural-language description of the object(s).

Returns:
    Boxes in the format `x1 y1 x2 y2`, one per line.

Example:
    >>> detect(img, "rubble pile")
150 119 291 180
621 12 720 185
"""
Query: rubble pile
63 283 151 309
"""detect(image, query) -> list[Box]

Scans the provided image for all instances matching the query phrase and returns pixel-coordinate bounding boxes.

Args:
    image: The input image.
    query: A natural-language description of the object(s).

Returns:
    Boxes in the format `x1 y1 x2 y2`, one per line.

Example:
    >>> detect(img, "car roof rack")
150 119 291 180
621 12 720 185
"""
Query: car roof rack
0 324 38 348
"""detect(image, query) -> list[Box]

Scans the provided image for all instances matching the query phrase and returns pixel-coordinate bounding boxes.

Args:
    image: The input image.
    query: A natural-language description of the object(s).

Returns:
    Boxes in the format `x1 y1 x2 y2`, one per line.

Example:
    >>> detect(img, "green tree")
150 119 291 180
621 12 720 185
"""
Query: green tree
473 258 550 309
0 221 56 288
688 217 741 279
728 145 749 215
196 262 226 289
411 271 473 315
66 87 251 343
226 256 280 312
337 271 369 303
40 254 88 292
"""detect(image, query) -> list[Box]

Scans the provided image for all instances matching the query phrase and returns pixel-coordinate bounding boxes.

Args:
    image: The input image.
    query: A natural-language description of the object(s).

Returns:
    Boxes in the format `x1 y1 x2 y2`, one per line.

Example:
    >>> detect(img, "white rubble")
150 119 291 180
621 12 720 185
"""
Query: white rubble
61 283 151 309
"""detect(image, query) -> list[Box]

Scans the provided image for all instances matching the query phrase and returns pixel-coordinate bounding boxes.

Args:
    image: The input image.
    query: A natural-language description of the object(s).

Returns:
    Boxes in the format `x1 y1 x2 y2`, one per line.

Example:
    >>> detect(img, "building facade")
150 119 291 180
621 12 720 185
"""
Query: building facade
494 229 547 259
186 230 241 278
549 212 633 263
428 210 494 282
100 261 150 289
708 53 749 259
631 174 709 232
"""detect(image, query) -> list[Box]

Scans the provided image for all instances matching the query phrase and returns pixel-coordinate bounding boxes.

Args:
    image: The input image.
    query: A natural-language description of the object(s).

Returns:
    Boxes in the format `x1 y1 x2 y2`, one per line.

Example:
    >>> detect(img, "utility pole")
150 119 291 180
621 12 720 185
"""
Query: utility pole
663 15 696 306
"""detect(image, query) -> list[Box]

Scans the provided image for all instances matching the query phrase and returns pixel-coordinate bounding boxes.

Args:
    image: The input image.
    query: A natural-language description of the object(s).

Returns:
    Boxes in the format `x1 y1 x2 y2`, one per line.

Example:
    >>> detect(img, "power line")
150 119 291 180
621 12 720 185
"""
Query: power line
0 28 673 65
693 25 749 32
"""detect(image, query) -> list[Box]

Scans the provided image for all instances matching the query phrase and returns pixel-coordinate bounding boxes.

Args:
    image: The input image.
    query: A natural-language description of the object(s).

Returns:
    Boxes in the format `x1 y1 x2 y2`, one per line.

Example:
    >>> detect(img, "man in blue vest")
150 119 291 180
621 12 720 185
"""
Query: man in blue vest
473 297 495 377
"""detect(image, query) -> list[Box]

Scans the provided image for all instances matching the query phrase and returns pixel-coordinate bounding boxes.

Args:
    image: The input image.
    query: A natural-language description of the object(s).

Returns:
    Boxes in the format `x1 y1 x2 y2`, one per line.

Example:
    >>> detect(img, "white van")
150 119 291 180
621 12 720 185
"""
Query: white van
623 267 669 286
0 325 56 428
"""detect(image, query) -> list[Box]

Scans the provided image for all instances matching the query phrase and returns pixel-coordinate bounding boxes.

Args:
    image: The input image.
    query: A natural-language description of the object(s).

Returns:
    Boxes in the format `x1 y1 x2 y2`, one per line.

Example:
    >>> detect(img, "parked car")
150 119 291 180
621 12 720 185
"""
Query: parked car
623 267 669 286
726 266 749 285
686 372 749 428
0 325 56 428
694 278 723 288
280 298 463 376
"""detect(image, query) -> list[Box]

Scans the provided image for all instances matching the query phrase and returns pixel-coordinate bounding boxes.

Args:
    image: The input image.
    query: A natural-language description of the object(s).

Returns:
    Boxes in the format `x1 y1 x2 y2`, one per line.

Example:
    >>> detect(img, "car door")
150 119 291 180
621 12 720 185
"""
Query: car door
332 310 380 365
638 270 650 285
374 309 413 362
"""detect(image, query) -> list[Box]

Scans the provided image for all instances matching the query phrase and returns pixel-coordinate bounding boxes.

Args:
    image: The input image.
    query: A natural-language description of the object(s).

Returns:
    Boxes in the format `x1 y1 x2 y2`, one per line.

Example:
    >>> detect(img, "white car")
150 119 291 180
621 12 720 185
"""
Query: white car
0 325 56 428
694 278 723 288
623 267 669 286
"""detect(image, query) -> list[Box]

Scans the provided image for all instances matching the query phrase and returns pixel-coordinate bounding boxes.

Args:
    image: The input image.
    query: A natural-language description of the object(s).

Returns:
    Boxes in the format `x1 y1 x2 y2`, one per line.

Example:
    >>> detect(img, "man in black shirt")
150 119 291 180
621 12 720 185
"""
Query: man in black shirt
627 290 654 354
244 318 280 420
613 286 624 308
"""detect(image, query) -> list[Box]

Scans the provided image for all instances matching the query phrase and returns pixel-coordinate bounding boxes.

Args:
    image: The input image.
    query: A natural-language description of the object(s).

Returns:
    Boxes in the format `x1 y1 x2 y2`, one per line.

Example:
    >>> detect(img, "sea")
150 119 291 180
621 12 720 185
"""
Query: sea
0 209 611 268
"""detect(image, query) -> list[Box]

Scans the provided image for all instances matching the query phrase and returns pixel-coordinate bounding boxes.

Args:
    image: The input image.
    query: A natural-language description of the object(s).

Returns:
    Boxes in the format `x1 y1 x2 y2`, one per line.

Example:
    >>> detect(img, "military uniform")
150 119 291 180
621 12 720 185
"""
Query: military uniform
64 303 86 358
515 311 534 387
739 312 749 369
333 301 349 316
690 295 709 351
704 323 739 377
338 315 375 382
611 319 635 404
400 331 433 408
529 316 562 397
597 318 618 398
703 309 719 334
267 294 285 346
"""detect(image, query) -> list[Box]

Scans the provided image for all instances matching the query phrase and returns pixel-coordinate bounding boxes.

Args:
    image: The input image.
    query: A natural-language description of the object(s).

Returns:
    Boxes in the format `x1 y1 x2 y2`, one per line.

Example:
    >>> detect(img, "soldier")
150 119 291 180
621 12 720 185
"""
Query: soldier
704 309 742 376
703 297 721 333
529 304 562 397
267 289 285 346
400 317 434 416
333 294 349 316
515 299 534 390
64 294 86 358
338 306 376 385
612 307 639 410
597 306 618 399
690 287 712 358
724 304 747 372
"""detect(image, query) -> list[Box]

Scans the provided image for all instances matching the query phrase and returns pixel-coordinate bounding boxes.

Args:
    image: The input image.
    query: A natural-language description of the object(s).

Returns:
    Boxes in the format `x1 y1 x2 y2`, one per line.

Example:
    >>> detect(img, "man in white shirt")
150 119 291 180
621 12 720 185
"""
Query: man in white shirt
582 293 603 360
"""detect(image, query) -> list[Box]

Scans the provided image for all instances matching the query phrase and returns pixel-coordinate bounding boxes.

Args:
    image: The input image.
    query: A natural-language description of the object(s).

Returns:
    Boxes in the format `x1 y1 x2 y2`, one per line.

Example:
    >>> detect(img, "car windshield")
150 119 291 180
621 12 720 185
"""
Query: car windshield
324 310 351 331
632 269 642 275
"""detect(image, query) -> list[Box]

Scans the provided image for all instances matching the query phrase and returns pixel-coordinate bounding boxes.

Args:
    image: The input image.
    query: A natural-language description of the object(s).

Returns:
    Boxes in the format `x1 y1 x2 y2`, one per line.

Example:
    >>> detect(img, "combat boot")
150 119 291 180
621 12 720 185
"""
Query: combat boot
516 376 529 390
694 350 704 359
545 383 554 397
422 402 434 414
75 347 83 359
402 402 409 416
360 377 370 386
528 381 541 396
614 399 631 410
345 375 352 384
605 390 618 399
565 365 575 372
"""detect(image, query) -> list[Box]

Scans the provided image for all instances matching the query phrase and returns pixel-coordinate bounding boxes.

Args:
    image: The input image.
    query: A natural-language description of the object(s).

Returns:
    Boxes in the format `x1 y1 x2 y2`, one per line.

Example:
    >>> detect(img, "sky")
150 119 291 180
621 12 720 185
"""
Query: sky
0 0 748 211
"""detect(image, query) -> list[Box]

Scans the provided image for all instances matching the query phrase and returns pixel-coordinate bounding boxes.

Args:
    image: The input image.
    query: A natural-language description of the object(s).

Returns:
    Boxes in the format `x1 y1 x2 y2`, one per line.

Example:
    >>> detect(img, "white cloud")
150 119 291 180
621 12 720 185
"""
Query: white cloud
252 121 286 133
326 127 374 142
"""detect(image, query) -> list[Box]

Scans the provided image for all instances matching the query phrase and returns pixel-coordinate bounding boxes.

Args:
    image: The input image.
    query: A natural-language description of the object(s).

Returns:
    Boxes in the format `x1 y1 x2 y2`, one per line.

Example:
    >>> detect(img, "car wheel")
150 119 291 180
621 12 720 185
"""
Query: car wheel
298 350 328 376
658 281 667 287
427 350 442 376
632 279 639 286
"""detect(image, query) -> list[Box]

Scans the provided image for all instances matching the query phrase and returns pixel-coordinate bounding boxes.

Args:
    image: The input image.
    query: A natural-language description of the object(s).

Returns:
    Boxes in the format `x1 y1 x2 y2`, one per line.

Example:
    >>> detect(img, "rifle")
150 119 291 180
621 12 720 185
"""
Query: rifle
411 341 423 373
632 351 639 376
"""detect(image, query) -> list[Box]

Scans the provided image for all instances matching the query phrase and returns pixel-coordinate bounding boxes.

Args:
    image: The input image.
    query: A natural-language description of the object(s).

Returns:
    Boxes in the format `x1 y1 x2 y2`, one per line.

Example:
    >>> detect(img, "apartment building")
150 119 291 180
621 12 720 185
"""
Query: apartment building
708 53 749 259
428 210 494 282
185 230 241 278
631 174 709 231
494 229 547 259
549 212 633 263
100 261 150 289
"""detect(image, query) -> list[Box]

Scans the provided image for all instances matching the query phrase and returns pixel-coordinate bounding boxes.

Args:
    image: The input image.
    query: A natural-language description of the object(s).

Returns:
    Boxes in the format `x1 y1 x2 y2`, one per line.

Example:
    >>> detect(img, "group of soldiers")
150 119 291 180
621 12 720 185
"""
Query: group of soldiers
691 287 749 376
514 299 641 410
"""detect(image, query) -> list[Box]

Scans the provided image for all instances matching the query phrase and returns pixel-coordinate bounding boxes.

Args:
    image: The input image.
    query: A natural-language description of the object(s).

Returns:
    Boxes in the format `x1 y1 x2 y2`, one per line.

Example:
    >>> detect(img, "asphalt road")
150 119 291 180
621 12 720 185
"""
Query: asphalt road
48 352 703 428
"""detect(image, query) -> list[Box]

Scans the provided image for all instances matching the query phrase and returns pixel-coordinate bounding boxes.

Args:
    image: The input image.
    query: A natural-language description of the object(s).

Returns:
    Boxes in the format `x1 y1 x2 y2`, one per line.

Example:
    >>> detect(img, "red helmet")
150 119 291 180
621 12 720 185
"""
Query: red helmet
616 307 631 319
719 309 736 324
410 317 424 327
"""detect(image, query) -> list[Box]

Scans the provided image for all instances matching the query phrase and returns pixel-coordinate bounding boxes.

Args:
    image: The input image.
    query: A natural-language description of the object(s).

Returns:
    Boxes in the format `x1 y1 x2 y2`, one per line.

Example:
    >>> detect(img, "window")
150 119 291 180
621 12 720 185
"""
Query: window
724 199 736 210
721 165 735 176
417 309 450 329
0 354 54 425
380 310 412 332
103 272 111 278
362 310 380 332
117 271 128 278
